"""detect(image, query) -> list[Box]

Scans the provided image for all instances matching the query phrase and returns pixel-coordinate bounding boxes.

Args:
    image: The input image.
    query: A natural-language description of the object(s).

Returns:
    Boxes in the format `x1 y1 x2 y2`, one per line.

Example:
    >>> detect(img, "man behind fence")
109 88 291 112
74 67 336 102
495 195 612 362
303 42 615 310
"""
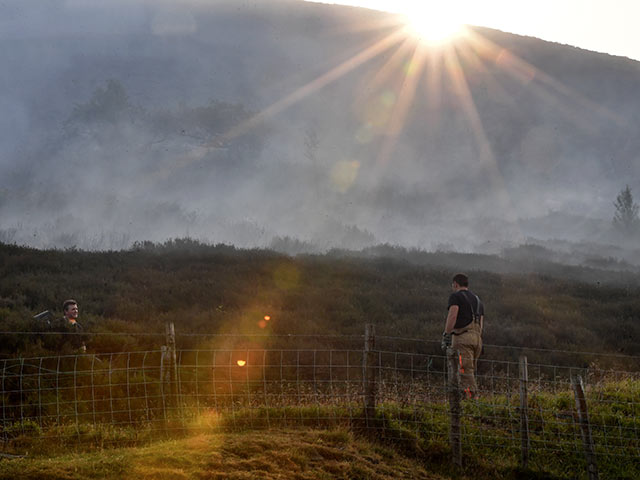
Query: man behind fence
441 273 484 398
53 299 87 353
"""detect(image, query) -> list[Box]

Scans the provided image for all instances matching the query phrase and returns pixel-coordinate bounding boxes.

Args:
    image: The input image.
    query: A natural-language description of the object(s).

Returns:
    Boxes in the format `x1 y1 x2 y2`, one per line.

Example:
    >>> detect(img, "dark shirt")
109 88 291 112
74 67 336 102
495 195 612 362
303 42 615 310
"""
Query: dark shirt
52 317 83 332
448 290 484 330
51 317 86 351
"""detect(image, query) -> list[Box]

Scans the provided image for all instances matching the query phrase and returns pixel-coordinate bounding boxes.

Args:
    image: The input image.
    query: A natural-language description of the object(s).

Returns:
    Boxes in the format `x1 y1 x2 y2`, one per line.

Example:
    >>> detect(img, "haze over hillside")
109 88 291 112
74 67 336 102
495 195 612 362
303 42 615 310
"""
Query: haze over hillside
1 0 639 261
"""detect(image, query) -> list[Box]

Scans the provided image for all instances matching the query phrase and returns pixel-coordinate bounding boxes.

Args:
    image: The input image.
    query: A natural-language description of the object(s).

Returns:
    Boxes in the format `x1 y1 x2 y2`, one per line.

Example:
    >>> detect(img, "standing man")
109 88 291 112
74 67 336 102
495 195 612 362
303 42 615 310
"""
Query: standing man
441 274 483 398
58 299 86 353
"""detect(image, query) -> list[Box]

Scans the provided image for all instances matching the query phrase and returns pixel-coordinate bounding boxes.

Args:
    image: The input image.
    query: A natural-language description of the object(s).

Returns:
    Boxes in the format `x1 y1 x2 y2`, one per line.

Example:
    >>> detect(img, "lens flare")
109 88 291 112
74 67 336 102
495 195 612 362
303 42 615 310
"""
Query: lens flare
264 315 271 321
331 160 360 193
237 360 246 367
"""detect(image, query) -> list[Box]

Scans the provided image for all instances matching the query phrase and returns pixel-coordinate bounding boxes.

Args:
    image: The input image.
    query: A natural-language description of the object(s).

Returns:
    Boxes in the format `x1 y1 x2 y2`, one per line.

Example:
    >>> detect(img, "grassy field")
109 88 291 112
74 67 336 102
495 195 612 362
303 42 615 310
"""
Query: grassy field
2 379 638 480
1 428 444 480
2 424 629 480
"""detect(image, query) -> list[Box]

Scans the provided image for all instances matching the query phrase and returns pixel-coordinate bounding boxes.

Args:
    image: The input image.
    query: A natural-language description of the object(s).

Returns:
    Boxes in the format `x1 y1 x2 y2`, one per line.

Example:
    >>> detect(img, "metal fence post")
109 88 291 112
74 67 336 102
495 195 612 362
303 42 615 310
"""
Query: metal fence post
446 347 462 467
519 355 530 469
363 324 377 429
572 375 599 480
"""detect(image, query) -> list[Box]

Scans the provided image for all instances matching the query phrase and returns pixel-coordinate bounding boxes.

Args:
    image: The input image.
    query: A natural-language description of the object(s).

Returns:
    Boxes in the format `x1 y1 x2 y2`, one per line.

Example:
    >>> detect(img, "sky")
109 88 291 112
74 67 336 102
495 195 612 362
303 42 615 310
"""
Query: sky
307 0 640 61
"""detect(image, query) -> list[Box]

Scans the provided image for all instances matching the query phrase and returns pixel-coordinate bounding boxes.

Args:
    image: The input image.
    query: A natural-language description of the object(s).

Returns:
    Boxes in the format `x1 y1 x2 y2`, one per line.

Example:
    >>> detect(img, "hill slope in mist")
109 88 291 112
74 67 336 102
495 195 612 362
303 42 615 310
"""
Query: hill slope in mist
1 0 639 257
2 241 639 366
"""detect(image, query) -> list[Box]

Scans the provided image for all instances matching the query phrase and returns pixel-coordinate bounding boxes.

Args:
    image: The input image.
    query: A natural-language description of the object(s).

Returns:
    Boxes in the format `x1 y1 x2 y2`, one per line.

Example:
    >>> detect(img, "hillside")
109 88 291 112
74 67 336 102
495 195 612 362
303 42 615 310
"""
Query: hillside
2 239 640 479
2 241 640 368
1 0 639 255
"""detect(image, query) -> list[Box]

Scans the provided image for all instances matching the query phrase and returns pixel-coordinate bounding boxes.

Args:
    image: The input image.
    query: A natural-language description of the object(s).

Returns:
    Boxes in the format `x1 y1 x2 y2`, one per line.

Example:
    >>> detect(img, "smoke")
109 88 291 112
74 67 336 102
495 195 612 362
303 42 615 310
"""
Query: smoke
0 0 639 266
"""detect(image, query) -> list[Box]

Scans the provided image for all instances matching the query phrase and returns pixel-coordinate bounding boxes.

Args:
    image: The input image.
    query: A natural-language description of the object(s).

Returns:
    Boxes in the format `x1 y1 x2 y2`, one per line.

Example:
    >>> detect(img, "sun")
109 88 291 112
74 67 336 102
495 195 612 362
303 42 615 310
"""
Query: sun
402 6 466 45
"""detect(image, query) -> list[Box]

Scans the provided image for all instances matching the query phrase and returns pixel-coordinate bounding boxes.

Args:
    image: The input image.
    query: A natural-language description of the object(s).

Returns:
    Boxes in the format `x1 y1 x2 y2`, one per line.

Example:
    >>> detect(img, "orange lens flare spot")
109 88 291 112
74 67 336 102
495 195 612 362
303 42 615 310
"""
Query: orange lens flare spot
236 360 246 367
258 320 267 329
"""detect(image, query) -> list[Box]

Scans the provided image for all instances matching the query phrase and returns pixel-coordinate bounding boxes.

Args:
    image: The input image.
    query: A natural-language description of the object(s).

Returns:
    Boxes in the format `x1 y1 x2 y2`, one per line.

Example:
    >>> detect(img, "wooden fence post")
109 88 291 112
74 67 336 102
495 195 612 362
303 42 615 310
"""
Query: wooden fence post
572 375 599 480
165 322 178 413
1 359 7 438
519 355 530 469
446 347 462 467
363 324 377 429
160 346 168 421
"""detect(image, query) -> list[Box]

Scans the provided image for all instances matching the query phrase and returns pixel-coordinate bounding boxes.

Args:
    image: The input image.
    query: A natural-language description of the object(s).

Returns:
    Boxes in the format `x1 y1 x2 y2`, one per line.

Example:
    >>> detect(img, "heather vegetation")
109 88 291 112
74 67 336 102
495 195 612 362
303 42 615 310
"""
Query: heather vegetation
2 240 640 478
1 240 639 368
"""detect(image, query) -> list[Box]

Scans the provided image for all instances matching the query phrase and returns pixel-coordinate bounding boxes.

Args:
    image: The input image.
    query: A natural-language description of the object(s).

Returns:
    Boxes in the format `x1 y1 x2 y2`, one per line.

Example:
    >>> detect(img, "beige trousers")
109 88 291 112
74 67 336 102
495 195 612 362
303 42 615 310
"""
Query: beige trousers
452 322 482 397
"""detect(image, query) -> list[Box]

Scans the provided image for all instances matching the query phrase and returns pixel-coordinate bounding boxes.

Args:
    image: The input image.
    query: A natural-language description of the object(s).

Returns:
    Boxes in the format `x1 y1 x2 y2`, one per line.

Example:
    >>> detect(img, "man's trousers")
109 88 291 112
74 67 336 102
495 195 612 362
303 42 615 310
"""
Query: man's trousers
452 322 482 397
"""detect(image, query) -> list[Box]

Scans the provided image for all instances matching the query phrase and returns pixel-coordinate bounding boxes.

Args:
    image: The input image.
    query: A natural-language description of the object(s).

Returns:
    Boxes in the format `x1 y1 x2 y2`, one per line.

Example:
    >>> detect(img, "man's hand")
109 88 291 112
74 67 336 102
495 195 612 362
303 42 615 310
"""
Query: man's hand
441 332 452 352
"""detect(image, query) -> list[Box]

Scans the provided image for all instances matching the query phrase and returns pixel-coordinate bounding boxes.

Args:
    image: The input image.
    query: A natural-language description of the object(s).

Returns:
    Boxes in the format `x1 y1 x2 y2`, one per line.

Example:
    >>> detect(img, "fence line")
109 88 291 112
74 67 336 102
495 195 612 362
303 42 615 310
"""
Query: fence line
1 326 638 476
4 329 640 363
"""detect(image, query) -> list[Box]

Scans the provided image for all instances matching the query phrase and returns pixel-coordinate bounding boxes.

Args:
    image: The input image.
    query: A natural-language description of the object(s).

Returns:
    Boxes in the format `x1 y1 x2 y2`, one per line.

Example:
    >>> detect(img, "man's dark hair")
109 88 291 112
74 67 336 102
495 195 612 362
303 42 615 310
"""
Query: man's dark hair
452 273 469 287
63 299 77 312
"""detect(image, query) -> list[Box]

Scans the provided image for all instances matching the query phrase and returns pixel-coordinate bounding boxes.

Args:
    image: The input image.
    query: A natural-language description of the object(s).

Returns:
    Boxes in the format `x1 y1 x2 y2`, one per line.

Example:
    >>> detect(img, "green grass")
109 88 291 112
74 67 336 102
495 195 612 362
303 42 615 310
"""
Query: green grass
2 380 638 479
0 429 440 480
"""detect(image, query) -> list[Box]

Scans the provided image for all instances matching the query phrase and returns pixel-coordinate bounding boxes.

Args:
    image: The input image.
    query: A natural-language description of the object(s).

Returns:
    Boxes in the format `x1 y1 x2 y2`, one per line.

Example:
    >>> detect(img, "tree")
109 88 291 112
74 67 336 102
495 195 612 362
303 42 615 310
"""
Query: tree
70 79 131 125
63 79 135 139
613 185 639 232
303 126 319 163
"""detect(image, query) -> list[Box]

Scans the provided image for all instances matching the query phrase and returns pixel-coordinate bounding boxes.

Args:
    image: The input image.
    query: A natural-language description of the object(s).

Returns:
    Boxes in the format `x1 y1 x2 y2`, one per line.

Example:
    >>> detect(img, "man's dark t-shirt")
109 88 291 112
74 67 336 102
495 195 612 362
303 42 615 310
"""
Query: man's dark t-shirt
448 290 484 330
51 317 86 351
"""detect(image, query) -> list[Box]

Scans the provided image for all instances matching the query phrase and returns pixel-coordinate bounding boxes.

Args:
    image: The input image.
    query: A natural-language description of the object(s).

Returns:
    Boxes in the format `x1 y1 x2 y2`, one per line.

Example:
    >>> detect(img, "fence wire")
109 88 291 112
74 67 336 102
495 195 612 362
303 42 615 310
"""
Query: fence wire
1 346 638 470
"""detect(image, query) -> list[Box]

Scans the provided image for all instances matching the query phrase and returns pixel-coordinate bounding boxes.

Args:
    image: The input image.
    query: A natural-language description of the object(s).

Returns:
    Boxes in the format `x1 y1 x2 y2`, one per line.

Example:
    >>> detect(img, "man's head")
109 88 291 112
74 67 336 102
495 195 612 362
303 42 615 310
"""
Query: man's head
63 299 78 322
452 273 469 290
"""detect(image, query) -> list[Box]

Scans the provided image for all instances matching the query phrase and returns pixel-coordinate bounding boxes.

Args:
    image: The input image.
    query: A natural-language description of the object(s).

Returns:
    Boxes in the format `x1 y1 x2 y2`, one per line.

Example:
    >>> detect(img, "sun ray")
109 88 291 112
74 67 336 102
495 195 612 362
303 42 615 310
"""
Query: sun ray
453 36 516 108
442 46 522 227
422 47 445 119
443 47 493 162
219 27 408 145
465 29 624 129
353 35 421 111
374 39 429 166
322 8 407 36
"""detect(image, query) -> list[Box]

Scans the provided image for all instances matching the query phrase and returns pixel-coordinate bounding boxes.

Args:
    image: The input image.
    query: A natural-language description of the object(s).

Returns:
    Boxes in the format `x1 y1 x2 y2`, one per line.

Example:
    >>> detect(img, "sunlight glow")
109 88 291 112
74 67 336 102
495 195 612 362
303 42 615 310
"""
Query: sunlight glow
402 6 466 45
237 360 246 367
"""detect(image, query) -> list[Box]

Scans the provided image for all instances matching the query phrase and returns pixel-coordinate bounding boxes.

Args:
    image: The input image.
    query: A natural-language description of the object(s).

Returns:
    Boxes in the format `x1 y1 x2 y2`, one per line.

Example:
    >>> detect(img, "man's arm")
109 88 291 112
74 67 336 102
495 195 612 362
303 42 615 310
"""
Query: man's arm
444 305 458 334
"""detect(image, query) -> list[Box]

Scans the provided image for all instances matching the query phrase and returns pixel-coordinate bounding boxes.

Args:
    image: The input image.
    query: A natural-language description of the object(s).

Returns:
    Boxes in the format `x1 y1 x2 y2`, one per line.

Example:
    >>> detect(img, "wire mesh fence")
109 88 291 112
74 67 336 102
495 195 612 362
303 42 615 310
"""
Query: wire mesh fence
1 329 639 475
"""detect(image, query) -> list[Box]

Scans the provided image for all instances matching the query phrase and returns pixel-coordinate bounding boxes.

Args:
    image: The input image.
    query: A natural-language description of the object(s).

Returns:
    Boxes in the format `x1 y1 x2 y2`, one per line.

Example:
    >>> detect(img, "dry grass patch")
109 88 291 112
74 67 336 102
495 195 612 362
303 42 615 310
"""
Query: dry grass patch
0 429 441 480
